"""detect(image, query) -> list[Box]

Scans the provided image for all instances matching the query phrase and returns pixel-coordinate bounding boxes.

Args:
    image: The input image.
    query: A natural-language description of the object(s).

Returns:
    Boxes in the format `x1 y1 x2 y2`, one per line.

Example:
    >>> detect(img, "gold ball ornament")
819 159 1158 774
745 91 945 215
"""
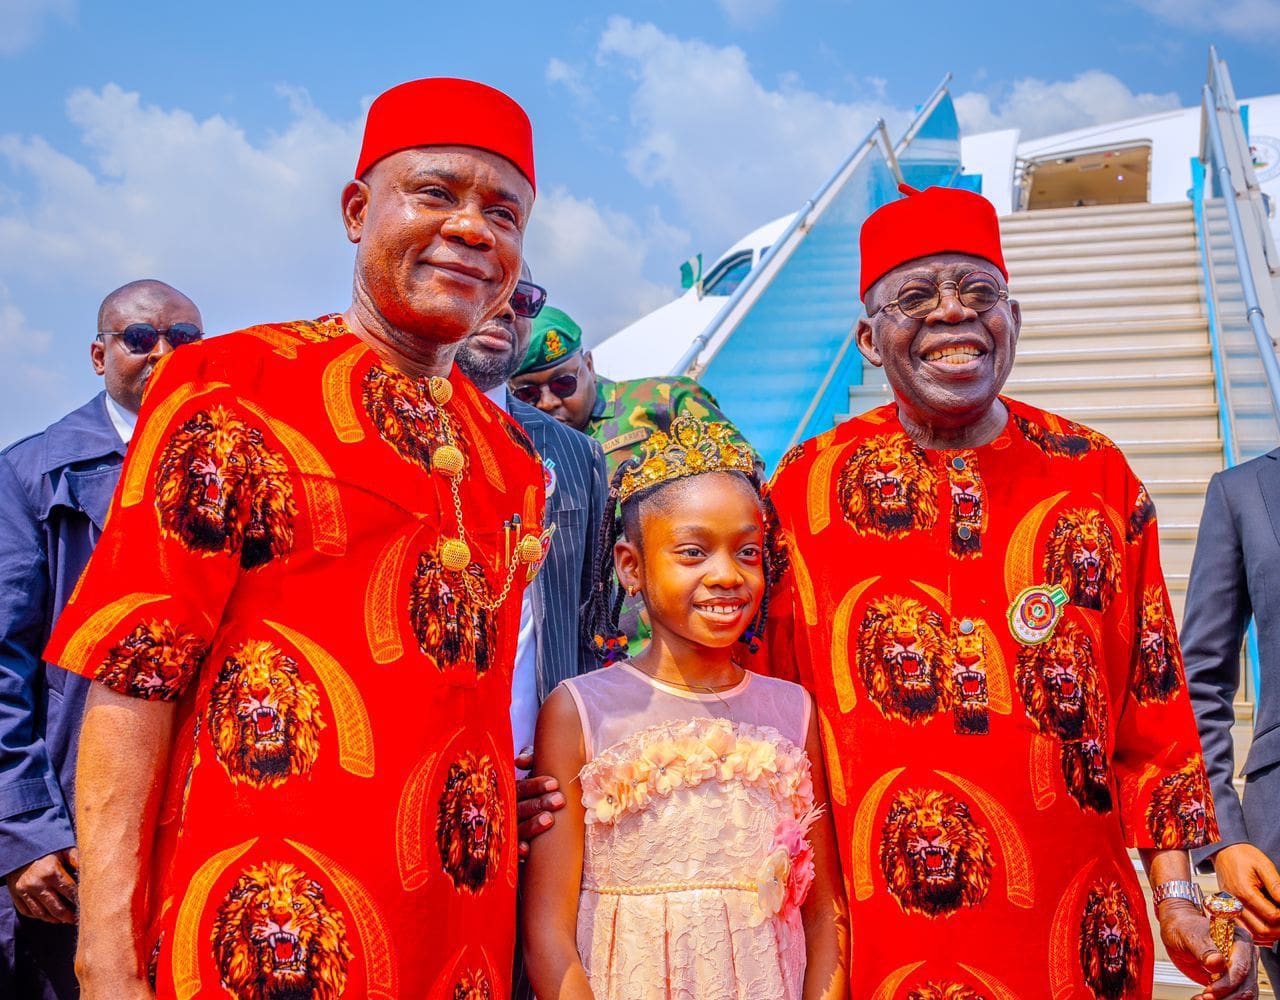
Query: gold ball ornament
440 537 471 571
431 445 465 477
428 376 453 406
517 533 545 564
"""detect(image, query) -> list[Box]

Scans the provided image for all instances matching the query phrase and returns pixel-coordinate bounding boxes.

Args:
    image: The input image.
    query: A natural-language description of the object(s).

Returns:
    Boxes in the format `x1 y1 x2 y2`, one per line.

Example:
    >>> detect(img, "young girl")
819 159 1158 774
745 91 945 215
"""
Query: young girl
523 417 848 1000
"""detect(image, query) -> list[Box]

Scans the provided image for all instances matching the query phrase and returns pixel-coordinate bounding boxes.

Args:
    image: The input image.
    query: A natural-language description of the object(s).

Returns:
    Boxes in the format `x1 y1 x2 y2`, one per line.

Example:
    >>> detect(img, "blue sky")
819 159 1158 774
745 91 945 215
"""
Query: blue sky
1 0 1278 439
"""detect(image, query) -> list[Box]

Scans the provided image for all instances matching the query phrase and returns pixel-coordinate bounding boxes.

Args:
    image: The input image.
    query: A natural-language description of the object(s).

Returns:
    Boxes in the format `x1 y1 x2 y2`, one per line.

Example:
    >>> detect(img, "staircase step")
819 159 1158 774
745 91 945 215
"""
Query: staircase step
1013 285 1203 310
1000 203 1193 231
1003 221 1196 248
1001 372 1218 408
1007 250 1201 276
1017 303 1205 327
1004 236 1200 262
1011 267 1203 294
1016 316 1209 350
1013 343 1212 378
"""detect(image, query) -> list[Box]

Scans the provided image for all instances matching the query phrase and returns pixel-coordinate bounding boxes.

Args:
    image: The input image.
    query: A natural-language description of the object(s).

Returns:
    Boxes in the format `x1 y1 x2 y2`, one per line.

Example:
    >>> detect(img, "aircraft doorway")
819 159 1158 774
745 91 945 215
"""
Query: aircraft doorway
1020 144 1152 210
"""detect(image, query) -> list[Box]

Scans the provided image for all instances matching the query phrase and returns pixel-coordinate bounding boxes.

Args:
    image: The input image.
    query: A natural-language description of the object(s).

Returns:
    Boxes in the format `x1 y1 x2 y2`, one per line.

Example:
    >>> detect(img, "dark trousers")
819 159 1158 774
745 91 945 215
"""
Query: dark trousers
0 894 78 999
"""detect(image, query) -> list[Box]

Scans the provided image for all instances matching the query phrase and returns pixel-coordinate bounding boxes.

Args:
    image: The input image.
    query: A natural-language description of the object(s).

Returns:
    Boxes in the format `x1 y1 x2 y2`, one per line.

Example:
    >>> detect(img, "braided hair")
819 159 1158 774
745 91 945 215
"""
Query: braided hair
581 461 776 666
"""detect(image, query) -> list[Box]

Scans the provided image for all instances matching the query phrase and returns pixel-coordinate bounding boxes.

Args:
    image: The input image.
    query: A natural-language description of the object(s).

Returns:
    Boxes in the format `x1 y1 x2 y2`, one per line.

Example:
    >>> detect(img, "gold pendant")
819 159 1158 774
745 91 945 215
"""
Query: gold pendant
428 376 453 406
440 537 470 571
431 444 465 477
517 532 545 564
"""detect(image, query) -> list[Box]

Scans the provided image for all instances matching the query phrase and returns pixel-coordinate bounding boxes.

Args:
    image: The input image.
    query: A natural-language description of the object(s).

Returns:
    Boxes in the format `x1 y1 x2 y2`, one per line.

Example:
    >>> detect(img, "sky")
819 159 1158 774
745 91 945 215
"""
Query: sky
1 0 1278 440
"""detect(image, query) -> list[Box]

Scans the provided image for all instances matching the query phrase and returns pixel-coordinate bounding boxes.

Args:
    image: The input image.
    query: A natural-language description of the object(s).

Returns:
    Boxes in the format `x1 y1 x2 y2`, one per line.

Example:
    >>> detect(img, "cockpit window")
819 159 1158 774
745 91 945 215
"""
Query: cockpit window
702 251 753 297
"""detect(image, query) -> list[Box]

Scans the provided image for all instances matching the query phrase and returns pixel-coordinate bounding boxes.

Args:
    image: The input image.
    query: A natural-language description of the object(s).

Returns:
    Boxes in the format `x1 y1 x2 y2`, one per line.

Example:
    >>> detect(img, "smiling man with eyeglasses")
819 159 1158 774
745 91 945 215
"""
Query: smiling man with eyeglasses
0 278 200 999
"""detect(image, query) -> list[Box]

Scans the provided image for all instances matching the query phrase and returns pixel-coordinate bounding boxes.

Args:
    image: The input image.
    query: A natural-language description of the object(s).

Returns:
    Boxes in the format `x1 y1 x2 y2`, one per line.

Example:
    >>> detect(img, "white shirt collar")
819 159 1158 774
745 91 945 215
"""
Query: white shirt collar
483 384 510 414
104 393 138 445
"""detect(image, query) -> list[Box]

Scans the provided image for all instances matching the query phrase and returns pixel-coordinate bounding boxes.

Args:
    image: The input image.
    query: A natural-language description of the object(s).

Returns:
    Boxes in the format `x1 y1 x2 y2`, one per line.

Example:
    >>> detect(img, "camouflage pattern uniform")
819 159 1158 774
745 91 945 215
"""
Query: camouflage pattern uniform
588 375 761 480
587 375 761 651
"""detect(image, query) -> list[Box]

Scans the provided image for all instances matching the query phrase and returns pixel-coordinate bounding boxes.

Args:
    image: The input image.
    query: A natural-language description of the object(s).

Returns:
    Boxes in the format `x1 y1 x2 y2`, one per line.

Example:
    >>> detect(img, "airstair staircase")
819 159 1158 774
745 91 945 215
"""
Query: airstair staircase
845 200 1267 997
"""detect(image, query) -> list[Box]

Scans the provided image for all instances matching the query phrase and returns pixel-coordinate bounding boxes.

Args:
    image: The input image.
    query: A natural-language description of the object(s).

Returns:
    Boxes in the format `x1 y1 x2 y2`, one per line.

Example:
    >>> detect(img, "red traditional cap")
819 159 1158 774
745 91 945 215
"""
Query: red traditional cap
355 78 535 191
859 184 1006 298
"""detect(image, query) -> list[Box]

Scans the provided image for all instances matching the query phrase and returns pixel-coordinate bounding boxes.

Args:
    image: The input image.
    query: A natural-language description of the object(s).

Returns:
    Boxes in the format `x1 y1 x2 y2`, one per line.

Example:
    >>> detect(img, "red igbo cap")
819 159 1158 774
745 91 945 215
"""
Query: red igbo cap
859 184 1006 298
355 78 535 191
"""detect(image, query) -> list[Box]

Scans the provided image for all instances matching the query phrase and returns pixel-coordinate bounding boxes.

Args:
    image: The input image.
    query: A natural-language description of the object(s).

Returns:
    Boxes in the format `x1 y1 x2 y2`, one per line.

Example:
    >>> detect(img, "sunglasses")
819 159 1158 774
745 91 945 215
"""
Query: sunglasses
98 322 204 355
512 372 578 405
869 272 1008 320
510 280 547 319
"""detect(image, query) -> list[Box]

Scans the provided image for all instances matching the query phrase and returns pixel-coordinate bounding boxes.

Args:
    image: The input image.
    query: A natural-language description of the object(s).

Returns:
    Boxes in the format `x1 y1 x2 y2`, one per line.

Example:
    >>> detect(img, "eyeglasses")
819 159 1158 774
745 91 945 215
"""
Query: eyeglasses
510 280 547 319
869 272 1008 320
511 372 579 405
97 322 204 355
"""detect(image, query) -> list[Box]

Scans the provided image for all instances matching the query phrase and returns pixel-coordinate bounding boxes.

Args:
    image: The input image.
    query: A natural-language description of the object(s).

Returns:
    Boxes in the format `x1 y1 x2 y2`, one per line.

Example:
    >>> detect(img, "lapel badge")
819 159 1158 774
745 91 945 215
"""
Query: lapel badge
1008 584 1069 645
543 457 558 500
526 523 557 581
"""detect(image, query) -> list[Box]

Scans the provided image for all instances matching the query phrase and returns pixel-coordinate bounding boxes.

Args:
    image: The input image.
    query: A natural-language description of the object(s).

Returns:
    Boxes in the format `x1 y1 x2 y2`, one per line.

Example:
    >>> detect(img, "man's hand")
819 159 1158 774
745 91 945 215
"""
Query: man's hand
515 746 565 859
1215 844 1280 946
1158 899 1258 999
5 847 78 924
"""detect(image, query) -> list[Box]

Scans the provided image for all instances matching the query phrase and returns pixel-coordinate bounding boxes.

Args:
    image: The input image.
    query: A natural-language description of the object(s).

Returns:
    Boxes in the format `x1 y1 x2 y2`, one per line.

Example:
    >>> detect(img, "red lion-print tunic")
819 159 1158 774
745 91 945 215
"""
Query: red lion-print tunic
761 397 1217 1000
45 316 545 999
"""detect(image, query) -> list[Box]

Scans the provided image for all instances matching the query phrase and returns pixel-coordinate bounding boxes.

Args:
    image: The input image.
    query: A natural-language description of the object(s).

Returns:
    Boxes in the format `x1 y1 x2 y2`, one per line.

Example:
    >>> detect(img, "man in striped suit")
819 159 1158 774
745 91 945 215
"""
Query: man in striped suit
458 268 608 1000
456 266 608 754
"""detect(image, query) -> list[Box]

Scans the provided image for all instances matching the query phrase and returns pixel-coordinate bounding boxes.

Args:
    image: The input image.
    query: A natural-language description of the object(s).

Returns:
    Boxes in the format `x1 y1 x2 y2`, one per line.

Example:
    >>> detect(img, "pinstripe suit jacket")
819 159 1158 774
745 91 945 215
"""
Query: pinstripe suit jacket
508 394 608 699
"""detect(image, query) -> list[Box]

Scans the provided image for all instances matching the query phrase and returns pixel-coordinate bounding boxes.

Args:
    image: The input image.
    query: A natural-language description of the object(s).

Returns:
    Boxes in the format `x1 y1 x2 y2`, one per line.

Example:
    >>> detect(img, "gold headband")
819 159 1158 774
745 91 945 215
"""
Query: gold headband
618 416 755 503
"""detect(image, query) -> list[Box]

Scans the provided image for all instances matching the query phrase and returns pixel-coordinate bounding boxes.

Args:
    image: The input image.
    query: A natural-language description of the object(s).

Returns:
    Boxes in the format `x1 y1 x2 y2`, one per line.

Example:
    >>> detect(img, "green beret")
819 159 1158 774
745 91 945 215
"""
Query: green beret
517 306 583 374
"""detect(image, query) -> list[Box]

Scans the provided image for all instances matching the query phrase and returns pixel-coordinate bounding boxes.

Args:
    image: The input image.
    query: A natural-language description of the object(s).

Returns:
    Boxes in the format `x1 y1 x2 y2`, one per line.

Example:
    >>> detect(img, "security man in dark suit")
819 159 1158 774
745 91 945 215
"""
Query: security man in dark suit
0 280 203 998
1183 446 1280 984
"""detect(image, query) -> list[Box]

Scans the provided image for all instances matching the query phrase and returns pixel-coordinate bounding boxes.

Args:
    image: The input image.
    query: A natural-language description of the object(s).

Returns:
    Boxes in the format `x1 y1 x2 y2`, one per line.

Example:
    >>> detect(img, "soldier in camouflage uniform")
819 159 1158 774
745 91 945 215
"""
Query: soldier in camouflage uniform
509 305 759 478
510 305 760 649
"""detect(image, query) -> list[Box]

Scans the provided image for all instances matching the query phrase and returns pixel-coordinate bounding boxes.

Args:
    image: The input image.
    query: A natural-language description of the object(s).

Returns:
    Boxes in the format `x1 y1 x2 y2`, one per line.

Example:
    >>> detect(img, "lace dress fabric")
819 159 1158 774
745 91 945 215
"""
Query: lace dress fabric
560 664 814 1000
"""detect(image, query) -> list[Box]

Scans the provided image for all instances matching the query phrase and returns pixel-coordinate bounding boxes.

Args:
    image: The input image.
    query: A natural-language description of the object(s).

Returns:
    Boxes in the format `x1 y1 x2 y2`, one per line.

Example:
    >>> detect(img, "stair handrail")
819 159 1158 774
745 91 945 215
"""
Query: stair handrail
1201 53 1280 428
668 75 953 378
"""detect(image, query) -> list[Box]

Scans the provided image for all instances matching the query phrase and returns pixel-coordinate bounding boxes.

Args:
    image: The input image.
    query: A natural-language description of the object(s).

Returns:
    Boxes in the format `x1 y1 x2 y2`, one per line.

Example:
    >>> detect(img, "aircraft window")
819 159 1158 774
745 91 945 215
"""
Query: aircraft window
703 252 753 296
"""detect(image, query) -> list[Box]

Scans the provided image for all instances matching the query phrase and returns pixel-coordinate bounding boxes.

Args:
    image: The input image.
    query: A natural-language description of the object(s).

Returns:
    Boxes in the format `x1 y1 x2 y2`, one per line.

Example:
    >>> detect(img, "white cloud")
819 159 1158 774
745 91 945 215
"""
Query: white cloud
593 17 903 252
0 0 74 56
714 0 780 27
0 82 680 436
524 187 681 343
1130 0 1280 40
954 71 1182 140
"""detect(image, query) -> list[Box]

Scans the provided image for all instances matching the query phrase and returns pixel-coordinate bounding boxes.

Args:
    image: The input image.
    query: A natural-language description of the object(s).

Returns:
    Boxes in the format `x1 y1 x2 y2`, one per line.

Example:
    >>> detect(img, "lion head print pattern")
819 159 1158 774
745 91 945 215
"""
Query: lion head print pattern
1017 620 1115 814
1078 880 1142 1000
858 596 954 724
1060 736 1114 814
1132 586 1182 705
209 639 326 789
453 970 494 999
437 752 505 893
947 452 985 557
838 432 939 537
362 364 466 474
907 985 986 1000
410 553 498 672
950 623 992 736
1044 508 1121 612
212 859 353 1000
94 620 208 701
156 406 297 570
879 787 994 918
1126 482 1156 543
1013 412 1109 459
1146 754 1213 849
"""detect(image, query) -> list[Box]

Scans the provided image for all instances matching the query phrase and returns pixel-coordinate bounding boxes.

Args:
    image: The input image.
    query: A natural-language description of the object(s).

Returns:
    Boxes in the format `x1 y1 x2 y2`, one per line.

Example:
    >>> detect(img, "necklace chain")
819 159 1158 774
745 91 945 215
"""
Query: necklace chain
631 660 746 694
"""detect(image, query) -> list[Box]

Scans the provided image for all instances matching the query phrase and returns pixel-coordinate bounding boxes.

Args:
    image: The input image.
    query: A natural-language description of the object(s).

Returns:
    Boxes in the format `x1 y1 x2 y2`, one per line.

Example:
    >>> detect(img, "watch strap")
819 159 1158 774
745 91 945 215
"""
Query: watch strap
1152 879 1205 908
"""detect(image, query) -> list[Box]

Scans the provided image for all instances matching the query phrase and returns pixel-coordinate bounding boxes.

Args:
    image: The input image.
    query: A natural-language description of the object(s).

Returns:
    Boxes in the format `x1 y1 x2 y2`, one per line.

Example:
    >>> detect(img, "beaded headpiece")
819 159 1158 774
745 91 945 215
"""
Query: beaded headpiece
617 416 755 503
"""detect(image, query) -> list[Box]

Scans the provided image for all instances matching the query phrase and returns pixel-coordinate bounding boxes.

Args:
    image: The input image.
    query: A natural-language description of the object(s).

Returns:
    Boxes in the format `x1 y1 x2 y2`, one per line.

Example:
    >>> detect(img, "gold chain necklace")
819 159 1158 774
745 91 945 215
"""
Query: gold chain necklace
631 660 746 694
422 375 542 613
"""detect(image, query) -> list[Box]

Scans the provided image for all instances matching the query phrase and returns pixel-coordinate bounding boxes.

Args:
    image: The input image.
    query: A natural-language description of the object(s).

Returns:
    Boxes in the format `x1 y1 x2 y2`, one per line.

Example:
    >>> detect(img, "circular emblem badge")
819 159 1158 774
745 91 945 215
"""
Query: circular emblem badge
543 457 558 500
1008 584 1069 645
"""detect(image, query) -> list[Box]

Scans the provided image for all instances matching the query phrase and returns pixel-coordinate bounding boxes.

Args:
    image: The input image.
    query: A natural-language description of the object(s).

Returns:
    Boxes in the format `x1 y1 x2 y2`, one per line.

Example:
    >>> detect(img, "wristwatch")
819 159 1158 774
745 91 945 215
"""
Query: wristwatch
1153 879 1205 909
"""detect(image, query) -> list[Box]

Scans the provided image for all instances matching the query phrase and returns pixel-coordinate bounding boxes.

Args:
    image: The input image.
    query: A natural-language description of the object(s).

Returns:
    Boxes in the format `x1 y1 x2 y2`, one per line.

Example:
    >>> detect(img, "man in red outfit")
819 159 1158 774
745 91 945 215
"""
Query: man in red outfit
762 184 1256 998
45 78 548 999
